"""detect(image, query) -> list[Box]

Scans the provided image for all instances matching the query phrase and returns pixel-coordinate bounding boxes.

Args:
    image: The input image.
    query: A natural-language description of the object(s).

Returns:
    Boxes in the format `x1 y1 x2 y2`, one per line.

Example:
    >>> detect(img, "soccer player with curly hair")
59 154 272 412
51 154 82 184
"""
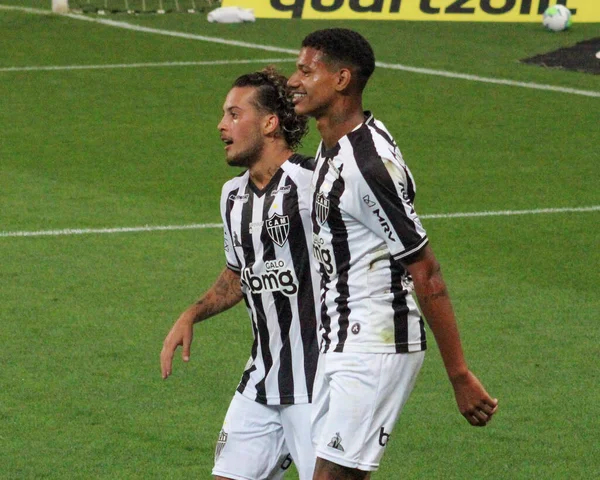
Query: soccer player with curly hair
161 67 319 480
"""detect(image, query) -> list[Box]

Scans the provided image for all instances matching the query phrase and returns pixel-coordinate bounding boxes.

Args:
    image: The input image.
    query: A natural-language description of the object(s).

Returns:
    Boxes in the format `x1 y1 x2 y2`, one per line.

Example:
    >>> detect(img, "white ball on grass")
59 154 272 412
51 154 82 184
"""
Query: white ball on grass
543 4 572 32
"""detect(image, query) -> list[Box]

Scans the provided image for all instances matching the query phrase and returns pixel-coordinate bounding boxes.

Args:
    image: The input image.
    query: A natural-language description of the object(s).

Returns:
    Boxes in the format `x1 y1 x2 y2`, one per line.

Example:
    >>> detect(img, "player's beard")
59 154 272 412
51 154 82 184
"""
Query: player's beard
226 138 264 169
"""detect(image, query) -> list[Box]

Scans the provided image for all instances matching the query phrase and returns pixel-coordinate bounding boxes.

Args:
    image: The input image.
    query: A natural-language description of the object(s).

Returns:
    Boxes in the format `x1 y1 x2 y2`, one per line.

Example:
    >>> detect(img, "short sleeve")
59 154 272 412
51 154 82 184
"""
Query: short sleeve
220 184 241 273
355 156 428 262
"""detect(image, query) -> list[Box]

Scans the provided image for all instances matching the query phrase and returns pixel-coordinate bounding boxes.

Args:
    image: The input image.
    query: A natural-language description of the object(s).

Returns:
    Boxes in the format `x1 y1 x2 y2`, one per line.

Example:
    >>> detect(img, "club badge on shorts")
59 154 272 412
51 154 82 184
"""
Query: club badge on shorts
214 429 228 462
266 213 290 247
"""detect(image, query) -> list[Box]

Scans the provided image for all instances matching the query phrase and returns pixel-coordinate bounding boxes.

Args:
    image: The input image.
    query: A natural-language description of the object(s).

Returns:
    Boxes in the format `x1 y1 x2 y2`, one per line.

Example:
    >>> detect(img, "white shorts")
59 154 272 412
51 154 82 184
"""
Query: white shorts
212 392 315 480
311 351 425 472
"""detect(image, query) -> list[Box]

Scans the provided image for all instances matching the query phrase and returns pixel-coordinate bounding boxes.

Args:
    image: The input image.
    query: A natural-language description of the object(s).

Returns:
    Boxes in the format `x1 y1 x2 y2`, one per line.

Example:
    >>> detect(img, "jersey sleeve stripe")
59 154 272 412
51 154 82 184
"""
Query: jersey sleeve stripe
366 116 395 149
224 185 244 269
349 127 427 257
226 262 241 273
391 237 429 263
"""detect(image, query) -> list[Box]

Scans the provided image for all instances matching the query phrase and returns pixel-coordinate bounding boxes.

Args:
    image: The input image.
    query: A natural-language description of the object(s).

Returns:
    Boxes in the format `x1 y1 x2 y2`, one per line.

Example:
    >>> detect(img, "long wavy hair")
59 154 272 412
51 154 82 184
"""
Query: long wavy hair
232 66 309 151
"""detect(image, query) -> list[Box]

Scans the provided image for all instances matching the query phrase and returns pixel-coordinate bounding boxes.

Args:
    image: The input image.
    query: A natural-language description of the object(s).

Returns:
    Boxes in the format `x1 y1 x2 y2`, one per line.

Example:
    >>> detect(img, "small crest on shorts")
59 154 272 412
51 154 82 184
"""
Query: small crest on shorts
315 192 330 226
351 323 360 335
214 429 228 462
327 432 345 452
266 213 290 247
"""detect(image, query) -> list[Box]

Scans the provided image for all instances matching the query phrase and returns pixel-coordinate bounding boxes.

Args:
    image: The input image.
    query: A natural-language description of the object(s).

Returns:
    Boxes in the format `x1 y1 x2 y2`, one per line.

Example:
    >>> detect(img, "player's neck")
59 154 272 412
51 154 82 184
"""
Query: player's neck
316 99 365 150
248 141 293 190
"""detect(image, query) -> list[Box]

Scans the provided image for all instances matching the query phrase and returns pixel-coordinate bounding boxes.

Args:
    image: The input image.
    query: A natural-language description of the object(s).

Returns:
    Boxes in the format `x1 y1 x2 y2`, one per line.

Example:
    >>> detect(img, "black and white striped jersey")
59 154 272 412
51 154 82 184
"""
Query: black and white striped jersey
220 154 320 405
311 113 428 354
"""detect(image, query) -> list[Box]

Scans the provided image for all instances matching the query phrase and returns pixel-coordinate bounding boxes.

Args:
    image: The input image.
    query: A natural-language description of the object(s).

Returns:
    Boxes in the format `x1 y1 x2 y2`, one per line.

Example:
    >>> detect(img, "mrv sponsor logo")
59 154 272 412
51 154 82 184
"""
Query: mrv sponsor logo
372 208 397 242
241 259 298 296
363 197 398 243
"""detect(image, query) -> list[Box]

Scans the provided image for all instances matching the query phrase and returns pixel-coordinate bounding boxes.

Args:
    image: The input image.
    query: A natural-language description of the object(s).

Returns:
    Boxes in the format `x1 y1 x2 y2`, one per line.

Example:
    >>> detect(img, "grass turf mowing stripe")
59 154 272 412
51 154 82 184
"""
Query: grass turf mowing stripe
2 4 599 98
1 206 598 238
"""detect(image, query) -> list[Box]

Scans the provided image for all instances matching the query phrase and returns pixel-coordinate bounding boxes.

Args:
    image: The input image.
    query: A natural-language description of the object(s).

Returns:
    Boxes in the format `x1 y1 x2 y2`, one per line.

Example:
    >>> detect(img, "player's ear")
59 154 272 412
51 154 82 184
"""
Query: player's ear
335 67 353 92
263 113 280 136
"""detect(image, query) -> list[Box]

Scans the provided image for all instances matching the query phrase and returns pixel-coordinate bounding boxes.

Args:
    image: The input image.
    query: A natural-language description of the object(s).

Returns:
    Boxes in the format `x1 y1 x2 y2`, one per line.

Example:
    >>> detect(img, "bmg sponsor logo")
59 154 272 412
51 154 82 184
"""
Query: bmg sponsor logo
312 234 336 277
241 259 298 296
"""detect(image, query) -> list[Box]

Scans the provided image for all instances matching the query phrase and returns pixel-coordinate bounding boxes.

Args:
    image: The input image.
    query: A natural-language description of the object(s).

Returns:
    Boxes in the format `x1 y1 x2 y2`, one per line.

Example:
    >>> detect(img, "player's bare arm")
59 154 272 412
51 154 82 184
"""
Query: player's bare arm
160 268 243 379
406 245 498 426
194 268 243 322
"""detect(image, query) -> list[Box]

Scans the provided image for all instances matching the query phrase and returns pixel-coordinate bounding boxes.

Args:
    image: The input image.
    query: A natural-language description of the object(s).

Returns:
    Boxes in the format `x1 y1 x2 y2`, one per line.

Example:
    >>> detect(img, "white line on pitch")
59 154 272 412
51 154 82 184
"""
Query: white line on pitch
375 62 600 98
2 4 599 98
1 206 598 238
0 58 296 73
420 205 600 219
0 5 52 14
0 223 224 238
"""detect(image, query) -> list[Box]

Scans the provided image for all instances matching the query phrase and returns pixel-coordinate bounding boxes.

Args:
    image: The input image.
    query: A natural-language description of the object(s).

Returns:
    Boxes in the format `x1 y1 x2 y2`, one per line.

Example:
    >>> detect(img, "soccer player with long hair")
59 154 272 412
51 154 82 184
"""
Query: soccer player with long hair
161 67 319 480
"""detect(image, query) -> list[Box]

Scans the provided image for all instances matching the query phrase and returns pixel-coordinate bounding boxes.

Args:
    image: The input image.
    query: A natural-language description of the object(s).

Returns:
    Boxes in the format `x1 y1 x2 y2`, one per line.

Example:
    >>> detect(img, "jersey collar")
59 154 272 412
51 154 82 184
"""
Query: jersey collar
319 111 373 159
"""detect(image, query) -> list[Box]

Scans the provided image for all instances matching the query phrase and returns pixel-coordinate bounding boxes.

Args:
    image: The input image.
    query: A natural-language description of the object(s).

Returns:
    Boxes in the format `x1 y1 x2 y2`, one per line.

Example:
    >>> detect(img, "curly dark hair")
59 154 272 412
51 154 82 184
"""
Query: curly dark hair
232 66 308 151
302 28 375 91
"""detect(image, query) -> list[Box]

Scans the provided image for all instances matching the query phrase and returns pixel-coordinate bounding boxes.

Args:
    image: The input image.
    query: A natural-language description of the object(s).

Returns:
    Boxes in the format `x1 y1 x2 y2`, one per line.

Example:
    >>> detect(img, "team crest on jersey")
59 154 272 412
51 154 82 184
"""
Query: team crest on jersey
266 213 290 247
315 192 330 226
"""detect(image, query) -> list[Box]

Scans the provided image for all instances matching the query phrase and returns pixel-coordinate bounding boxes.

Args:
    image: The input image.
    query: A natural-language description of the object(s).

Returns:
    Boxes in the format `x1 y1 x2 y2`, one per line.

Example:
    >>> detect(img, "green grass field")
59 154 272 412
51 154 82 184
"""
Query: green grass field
1 2 599 479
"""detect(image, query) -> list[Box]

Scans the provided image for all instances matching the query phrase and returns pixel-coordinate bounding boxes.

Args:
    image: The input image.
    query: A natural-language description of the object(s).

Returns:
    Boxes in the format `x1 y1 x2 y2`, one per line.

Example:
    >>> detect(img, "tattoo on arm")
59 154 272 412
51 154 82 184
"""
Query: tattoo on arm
193 298 215 322
192 269 242 323
420 287 449 307
214 274 232 297
414 263 450 309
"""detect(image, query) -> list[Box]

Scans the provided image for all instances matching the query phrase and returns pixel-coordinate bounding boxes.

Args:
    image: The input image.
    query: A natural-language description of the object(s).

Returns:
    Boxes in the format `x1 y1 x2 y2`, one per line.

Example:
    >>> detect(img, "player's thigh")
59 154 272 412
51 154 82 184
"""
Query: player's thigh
313 457 371 480
212 392 287 480
312 352 424 472
280 403 316 480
